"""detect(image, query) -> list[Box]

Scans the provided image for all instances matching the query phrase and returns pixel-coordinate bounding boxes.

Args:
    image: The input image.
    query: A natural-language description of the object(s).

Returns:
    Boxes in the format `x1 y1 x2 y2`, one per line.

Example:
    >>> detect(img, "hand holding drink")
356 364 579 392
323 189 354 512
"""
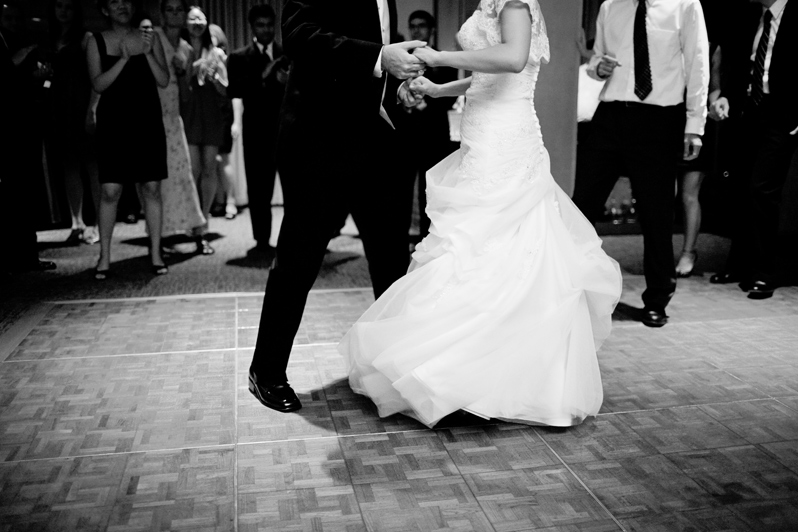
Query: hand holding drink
597 55 621 79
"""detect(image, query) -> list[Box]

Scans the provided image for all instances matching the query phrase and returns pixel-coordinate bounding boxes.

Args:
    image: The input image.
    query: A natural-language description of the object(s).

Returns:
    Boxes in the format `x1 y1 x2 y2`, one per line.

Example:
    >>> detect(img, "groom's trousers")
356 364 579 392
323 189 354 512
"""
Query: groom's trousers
249 116 410 383
573 101 685 312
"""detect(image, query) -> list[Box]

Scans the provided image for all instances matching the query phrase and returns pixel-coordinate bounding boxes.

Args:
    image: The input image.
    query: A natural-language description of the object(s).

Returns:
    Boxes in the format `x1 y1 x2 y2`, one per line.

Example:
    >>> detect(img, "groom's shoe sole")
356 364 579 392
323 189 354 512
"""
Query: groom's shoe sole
248 375 302 413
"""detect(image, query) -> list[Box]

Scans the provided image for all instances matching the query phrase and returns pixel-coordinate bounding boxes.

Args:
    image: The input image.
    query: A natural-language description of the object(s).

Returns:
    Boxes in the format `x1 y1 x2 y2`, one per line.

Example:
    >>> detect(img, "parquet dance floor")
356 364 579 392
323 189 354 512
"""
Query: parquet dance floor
1 278 797 531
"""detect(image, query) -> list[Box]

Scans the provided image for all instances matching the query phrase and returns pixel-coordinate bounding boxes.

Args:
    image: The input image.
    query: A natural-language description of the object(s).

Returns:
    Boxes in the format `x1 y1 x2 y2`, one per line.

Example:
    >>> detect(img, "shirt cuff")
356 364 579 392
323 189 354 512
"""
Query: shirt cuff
373 47 384 78
685 117 705 136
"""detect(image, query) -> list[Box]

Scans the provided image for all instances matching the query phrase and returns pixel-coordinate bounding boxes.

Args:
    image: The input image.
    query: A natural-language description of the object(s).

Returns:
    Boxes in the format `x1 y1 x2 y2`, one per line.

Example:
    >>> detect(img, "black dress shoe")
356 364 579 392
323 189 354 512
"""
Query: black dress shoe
709 272 740 284
11 260 57 273
747 280 776 300
248 371 302 412
641 308 668 328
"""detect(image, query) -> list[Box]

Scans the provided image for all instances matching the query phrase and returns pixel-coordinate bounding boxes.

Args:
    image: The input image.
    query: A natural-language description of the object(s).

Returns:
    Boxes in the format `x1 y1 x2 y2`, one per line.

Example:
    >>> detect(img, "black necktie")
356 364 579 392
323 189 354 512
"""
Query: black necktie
751 10 773 106
634 0 652 101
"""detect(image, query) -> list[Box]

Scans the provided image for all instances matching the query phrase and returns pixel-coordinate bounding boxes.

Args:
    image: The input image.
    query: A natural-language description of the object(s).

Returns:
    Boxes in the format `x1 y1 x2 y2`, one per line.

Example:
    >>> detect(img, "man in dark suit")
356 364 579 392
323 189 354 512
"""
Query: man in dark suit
1 5 55 274
711 0 798 298
396 10 459 241
247 0 427 413
226 5 287 256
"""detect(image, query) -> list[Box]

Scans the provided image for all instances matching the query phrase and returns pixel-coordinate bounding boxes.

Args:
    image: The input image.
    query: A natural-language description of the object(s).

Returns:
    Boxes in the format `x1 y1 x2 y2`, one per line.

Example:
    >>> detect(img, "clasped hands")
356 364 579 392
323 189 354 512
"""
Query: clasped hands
118 29 155 60
381 40 442 108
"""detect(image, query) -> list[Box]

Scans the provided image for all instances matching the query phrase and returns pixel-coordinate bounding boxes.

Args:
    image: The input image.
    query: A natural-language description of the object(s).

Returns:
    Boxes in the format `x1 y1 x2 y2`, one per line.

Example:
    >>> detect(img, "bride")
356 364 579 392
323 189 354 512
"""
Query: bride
339 0 622 428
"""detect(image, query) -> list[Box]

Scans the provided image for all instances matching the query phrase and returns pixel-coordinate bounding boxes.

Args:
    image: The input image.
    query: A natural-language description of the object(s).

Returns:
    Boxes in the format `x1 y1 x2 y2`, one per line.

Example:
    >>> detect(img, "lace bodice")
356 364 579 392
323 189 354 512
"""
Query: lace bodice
458 0 549 65
448 0 550 197
457 0 549 104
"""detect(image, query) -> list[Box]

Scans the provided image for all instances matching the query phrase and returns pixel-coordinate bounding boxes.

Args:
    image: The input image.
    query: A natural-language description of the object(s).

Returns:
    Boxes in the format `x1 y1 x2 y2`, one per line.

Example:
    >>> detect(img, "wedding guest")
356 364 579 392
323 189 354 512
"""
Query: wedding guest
226 4 287 254
713 0 797 298
573 0 710 327
152 0 205 238
676 43 724 277
86 0 169 279
208 23 237 222
180 5 227 255
48 0 100 246
1 2 56 274
710 0 798 299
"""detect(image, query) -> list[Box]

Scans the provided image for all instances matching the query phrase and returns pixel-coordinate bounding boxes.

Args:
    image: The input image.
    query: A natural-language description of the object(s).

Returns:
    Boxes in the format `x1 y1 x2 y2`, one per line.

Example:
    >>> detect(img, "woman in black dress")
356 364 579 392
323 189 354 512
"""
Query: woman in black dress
86 0 169 278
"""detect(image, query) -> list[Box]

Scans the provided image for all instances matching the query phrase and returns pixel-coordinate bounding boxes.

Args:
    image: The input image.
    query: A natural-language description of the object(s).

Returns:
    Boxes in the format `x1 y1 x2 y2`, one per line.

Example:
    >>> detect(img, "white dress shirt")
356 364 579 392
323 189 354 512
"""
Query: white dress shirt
373 0 390 77
588 0 710 135
373 0 392 126
750 0 788 95
254 40 274 61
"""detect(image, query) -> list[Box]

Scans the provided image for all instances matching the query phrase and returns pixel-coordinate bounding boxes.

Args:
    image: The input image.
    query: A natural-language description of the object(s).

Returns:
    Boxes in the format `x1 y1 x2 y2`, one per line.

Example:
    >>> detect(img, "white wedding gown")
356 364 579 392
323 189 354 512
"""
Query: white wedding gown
339 0 622 428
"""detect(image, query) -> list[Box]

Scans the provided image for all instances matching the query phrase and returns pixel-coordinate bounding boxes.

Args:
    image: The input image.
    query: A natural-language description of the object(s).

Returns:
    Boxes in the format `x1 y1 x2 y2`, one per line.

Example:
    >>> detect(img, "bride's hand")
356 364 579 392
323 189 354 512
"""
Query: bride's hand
409 76 438 98
413 46 441 68
399 81 424 107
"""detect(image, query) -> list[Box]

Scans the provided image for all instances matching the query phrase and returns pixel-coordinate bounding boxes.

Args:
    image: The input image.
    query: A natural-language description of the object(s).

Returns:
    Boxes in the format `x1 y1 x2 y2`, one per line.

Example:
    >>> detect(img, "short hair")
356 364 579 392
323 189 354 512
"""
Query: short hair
248 4 275 26
160 0 189 14
408 10 435 28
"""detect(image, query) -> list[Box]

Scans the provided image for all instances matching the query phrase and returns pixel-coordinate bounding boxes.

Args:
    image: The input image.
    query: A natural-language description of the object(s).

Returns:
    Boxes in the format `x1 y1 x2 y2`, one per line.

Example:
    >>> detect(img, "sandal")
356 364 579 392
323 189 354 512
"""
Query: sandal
94 267 111 281
676 250 698 278
151 263 169 276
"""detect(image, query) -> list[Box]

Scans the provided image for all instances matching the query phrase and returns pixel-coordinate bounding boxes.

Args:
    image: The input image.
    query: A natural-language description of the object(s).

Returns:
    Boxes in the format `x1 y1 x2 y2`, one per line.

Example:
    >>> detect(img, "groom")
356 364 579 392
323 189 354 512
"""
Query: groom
248 0 428 413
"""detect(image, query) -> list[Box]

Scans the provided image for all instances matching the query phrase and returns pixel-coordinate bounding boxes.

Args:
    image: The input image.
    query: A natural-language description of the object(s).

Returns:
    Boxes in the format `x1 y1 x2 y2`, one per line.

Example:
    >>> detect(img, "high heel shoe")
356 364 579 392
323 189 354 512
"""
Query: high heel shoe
676 250 698 278
94 266 111 280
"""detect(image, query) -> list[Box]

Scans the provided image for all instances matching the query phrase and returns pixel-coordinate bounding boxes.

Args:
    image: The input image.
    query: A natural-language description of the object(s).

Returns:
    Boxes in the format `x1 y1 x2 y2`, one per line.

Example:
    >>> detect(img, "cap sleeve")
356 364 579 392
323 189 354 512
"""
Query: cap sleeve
481 0 550 63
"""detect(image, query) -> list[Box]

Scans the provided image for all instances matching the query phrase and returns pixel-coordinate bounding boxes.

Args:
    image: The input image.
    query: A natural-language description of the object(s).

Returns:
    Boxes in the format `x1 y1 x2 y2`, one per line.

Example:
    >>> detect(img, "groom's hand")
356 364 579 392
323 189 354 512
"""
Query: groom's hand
382 41 427 80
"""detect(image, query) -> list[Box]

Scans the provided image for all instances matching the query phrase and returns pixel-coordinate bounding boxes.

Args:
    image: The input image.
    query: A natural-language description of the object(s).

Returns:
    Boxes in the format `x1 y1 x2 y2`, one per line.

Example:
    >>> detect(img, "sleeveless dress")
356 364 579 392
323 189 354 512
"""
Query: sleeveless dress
95 32 167 184
339 0 622 428
155 28 205 235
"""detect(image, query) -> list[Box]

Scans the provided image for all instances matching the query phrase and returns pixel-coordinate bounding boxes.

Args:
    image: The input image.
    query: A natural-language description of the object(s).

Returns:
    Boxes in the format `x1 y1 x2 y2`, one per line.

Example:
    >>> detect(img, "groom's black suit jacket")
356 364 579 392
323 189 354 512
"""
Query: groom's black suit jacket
279 0 398 147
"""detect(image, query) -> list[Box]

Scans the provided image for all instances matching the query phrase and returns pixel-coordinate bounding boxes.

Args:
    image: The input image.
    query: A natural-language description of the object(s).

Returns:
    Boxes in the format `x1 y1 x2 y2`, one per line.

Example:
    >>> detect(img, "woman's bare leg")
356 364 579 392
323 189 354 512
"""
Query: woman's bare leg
138 180 164 266
676 170 705 275
97 182 123 271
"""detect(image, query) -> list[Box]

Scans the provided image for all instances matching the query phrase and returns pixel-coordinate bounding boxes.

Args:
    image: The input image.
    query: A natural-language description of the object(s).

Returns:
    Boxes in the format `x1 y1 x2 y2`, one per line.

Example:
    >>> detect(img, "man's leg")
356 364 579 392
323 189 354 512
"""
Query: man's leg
352 119 411 298
777 143 798 284
623 105 683 313
249 163 347 383
572 103 625 224
718 113 758 283
243 127 276 250
748 110 798 286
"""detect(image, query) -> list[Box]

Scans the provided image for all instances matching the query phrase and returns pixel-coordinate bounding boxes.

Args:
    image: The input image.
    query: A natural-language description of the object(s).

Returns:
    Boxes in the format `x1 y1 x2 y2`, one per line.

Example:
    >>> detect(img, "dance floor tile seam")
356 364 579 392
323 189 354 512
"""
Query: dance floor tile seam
2 290 798 531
